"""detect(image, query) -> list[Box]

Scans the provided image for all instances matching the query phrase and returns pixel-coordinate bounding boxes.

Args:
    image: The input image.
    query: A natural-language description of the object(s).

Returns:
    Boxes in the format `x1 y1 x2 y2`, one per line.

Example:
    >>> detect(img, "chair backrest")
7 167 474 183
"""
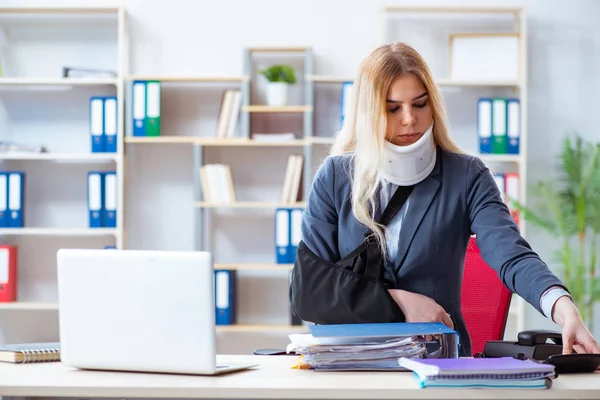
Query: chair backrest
460 237 512 356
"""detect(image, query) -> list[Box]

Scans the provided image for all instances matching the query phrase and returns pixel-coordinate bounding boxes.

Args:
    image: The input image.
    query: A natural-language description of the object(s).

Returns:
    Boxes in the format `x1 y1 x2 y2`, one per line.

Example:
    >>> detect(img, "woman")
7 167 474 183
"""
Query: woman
293 42 599 357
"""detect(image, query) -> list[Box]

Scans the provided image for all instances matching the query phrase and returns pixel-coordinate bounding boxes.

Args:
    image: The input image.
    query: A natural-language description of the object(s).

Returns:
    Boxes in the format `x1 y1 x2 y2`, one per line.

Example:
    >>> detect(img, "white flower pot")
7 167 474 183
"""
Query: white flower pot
266 82 288 106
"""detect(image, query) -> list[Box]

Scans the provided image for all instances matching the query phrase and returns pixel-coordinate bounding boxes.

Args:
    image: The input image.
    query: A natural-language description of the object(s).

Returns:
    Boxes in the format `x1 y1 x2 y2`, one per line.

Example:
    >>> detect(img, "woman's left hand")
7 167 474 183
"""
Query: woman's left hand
552 296 600 354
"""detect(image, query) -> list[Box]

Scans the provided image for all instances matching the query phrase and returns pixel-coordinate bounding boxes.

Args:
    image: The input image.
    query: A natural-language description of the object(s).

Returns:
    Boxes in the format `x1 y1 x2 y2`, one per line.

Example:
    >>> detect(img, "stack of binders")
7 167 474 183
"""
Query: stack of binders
0 172 24 228
89 96 118 153
87 171 117 228
131 80 161 137
477 97 520 154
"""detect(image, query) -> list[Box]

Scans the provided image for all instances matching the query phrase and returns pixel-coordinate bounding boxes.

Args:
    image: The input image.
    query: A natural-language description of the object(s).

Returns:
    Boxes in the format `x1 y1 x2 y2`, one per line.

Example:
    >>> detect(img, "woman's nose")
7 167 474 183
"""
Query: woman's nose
401 109 416 126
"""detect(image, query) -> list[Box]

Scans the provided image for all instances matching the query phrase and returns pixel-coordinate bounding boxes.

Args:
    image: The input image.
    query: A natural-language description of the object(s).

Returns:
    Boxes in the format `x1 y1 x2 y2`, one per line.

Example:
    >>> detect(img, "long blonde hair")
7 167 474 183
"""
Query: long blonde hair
331 42 463 253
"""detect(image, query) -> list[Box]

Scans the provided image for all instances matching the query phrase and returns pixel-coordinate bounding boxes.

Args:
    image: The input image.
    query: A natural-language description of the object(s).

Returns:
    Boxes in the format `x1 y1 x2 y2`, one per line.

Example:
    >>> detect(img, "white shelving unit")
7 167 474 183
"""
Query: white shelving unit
380 6 528 339
0 7 127 327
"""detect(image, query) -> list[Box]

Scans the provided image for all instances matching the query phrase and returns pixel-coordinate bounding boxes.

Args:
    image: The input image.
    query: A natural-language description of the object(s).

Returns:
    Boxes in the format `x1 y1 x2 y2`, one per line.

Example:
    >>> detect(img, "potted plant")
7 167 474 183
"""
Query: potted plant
511 134 600 331
259 64 297 106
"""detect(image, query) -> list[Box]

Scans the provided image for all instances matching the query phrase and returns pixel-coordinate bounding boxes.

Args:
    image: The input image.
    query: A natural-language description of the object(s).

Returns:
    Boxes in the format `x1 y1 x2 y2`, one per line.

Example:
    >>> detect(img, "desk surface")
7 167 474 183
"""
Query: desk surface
0 355 599 399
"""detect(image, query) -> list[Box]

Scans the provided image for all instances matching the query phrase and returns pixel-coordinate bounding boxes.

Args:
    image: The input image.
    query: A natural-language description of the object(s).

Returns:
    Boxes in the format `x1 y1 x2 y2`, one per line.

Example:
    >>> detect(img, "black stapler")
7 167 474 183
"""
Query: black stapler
481 329 600 373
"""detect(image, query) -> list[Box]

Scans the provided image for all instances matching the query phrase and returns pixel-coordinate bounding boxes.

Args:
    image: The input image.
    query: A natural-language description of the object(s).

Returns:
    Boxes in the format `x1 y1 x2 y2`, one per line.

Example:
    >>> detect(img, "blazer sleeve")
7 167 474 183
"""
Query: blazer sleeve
466 157 568 314
300 156 340 262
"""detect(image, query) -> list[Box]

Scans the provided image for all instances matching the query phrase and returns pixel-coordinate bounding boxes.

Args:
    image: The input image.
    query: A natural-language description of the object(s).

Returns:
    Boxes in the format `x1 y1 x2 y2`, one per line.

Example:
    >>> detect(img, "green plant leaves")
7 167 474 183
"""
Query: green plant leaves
259 64 297 84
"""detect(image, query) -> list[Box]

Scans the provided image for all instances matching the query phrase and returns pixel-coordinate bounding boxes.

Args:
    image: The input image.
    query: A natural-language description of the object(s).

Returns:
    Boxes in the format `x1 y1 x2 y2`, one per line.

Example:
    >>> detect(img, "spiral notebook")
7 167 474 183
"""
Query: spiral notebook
0 342 60 364
398 357 556 389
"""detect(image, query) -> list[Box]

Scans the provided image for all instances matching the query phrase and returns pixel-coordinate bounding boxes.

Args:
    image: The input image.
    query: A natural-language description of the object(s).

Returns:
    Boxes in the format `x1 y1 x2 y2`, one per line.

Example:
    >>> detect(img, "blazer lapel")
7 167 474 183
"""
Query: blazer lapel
393 151 442 271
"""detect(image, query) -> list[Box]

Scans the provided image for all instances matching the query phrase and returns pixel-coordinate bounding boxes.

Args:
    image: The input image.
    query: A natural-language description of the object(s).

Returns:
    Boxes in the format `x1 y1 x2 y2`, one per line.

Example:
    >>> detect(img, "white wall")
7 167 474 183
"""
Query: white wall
1 0 599 353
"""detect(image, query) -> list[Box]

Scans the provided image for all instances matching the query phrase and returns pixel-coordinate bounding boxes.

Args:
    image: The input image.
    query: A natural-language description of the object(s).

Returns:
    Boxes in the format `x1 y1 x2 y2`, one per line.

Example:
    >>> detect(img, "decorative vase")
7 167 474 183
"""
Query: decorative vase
266 82 288 106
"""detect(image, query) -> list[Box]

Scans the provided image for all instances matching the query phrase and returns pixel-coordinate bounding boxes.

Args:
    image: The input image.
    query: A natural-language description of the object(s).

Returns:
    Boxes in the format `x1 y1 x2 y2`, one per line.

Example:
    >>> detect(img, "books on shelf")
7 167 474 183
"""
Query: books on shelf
280 154 303 204
199 164 236 204
0 342 60 364
216 90 242 138
477 97 520 155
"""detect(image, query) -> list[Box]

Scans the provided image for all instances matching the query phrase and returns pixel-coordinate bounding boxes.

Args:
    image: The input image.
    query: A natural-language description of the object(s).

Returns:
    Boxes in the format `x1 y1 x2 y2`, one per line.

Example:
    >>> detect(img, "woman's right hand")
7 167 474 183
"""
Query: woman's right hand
388 289 454 329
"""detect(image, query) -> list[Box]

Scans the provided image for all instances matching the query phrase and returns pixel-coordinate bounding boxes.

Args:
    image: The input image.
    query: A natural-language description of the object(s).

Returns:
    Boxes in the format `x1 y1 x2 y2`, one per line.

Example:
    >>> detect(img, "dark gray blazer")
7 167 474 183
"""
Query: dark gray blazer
300 147 566 356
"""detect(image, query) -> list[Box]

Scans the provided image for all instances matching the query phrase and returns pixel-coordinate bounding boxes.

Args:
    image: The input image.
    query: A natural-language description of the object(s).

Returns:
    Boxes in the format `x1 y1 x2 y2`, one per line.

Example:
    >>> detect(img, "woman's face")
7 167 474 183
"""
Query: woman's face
384 73 433 146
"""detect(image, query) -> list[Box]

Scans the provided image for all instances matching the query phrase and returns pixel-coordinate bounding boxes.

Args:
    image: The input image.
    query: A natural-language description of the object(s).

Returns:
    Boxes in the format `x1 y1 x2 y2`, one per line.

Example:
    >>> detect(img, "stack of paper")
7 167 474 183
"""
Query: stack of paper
287 322 460 371
288 334 426 370
398 357 556 389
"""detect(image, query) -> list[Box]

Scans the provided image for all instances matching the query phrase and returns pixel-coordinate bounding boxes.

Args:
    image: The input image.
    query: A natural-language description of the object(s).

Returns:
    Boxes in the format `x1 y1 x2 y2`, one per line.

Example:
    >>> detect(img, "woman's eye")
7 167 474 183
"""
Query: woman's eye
413 101 428 109
388 107 400 113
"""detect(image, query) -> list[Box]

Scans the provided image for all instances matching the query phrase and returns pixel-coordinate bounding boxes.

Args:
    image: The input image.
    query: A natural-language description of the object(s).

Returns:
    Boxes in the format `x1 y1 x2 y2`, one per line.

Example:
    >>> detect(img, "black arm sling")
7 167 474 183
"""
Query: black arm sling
289 184 414 324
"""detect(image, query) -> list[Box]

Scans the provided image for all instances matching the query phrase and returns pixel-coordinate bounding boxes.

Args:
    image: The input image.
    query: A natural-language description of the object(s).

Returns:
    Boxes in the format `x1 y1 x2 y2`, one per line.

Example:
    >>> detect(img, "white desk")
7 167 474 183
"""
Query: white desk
0 355 599 399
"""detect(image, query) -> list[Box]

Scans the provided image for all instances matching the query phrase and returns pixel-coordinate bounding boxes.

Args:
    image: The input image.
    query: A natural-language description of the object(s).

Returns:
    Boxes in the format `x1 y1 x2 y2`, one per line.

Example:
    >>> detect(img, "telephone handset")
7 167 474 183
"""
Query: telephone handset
480 329 600 373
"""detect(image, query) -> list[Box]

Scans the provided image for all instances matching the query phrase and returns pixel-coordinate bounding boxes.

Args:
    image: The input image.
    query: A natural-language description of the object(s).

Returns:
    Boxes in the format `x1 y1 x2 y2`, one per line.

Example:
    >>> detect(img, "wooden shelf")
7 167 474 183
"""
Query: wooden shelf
216 324 308 333
125 137 310 146
306 75 353 83
195 201 306 209
309 137 336 145
127 76 249 83
0 228 118 236
242 105 313 113
0 153 117 162
0 302 58 310
479 154 522 163
0 7 121 14
0 77 118 87
214 263 293 271
248 47 310 53
436 78 520 88
383 6 521 14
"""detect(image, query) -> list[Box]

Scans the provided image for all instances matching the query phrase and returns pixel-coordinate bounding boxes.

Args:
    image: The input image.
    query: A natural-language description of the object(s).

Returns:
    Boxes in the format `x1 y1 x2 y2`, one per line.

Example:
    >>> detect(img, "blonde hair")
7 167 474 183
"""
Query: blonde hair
331 42 463 255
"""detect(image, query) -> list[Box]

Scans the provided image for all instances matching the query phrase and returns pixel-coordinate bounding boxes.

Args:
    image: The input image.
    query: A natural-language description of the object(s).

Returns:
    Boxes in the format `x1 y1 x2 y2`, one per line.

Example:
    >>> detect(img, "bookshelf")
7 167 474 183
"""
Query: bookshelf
0 4 533 348
380 6 528 339
0 7 127 330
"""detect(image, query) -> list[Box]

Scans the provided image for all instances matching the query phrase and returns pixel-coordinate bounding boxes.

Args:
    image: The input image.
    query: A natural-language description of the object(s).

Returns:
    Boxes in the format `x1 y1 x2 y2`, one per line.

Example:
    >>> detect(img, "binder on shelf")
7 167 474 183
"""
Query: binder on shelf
145 80 161 137
104 245 116 250
103 171 117 228
104 96 118 153
87 171 104 228
477 98 492 154
132 80 146 137
90 96 105 152
492 98 507 154
340 81 354 128
0 172 7 228
214 270 236 325
0 245 17 303
493 173 506 204
275 207 302 264
8 172 23 228
506 98 520 154
275 208 291 263
505 173 520 225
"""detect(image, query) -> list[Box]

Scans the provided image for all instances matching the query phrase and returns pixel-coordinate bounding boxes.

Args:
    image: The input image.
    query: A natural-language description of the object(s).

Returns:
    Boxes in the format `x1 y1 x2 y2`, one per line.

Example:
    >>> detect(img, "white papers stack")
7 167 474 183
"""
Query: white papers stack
287 333 427 371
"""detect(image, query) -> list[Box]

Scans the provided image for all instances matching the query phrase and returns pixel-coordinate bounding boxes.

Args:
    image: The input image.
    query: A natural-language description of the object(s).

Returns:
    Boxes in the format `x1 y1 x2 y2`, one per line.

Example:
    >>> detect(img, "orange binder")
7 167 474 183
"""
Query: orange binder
0 245 17 302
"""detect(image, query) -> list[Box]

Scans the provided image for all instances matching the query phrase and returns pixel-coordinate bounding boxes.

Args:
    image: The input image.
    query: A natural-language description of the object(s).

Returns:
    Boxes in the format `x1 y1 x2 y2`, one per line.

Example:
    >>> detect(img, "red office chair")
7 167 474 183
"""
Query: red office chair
460 236 513 356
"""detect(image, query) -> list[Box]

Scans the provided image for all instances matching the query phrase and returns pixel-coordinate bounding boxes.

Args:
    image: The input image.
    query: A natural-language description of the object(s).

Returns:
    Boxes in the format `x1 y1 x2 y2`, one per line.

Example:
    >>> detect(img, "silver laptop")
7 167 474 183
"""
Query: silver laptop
56 249 257 375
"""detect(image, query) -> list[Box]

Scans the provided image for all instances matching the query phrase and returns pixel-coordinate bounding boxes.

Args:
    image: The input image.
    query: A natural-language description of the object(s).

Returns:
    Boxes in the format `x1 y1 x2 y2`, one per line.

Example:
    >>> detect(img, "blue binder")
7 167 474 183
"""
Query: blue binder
0 172 7 228
289 208 303 263
506 98 520 154
8 172 24 228
214 270 236 325
104 245 116 249
340 81 354 128
90 96 105 152
87 171 104 228
104 96 118 153
477 98 493 154
103 171 117 228
275 208 291 263
132 81 146 136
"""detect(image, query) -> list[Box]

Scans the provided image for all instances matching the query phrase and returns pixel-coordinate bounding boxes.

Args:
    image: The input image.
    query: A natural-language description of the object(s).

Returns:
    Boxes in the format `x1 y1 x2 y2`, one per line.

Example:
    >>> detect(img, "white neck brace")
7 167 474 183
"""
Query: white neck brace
379 123 436 186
